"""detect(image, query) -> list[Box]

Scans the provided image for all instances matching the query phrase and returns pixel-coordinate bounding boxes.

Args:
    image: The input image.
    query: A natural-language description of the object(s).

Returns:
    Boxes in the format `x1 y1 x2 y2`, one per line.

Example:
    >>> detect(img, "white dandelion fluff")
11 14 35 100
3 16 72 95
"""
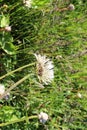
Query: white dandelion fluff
68 4 75 11
0 84 10 100
34 54 54 85
38 112 48 124
5 26 11 32
0 84 5 95
77 92 82 98
23 0 32 8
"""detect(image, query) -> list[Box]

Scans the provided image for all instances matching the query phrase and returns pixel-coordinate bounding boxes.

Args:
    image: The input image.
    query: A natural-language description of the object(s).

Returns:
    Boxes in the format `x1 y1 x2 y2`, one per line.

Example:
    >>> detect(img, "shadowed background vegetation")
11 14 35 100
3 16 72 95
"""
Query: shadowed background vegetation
0 0 87 129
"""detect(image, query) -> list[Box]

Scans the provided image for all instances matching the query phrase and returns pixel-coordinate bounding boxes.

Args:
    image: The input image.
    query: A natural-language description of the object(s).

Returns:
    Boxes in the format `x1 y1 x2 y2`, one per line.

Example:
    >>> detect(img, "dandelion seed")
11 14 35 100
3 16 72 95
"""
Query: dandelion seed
38 112 48 124
34 54 54 85
23 0 32 8
0 84 5 95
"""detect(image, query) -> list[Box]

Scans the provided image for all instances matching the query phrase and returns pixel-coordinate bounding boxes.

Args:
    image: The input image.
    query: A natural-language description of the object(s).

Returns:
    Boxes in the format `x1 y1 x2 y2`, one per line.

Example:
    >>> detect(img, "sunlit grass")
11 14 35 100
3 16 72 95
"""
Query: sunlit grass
0 0 87 129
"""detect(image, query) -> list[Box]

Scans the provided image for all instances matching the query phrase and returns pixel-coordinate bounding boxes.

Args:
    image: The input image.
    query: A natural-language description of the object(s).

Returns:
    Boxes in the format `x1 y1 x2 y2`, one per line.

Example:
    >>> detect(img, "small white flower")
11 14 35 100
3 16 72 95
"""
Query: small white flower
34 54 54 85
68 4 75 11
77 92 82 98
38 112 48 124
5 26 11 32
0 84 5 95
23 0 32 8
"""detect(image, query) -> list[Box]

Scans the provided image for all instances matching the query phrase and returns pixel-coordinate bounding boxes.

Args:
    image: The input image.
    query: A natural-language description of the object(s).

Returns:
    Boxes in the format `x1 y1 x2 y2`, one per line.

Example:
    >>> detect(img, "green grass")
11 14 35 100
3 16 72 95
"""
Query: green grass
0 0 87 129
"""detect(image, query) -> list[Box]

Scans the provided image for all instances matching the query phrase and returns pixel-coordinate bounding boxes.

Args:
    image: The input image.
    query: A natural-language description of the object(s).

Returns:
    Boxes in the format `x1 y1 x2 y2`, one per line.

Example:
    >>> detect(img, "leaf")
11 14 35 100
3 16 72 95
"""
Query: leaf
1 106 15 114
33 0 50 7
0 33 16 55
2 41 16 55
10 115 19 122
0 106 18 122
0 15 10 27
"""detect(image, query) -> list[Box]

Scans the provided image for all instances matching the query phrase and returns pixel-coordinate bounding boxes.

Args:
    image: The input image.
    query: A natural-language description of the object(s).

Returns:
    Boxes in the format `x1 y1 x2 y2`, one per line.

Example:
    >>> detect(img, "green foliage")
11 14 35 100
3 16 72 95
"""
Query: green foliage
0 32 16 55
0 0 87 130
0 14 16 54
0 15 9 28
0 106 19 122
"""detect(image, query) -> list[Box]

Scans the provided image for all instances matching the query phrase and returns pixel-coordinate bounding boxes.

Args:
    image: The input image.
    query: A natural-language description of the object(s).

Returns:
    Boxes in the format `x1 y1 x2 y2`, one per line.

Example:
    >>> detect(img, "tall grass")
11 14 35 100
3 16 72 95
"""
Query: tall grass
0 0 87 129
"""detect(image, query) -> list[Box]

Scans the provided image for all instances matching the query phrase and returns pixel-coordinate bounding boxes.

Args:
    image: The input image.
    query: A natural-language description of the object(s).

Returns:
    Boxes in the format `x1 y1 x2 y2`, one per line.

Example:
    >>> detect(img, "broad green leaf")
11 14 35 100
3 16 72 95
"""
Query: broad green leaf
0 15 10 27
0 33 16 54
9 115 19 122
2 41 16 55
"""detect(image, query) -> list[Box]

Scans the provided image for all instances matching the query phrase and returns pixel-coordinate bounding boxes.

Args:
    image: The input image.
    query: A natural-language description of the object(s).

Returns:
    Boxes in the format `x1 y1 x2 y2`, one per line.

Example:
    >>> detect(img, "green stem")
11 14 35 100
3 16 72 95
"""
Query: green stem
0 62 35 80
0 115 38 127
0 74 32 100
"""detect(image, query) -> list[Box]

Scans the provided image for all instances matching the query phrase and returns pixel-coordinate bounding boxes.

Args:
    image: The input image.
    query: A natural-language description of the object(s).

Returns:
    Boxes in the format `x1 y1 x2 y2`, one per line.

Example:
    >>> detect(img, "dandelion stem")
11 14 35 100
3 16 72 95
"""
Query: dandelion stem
0 74 32 100
0 115 38 127
0 62 35 80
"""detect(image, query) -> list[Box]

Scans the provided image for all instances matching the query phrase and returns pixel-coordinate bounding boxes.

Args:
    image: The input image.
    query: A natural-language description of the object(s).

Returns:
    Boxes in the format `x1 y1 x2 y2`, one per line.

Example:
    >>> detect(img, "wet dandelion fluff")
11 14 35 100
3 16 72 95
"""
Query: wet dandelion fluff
34 54 54 85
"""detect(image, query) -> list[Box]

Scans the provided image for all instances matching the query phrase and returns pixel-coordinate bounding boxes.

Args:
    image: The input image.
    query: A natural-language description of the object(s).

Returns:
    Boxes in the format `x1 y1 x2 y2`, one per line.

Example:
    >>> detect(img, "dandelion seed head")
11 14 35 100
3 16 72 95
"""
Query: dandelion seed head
5 26 11 32
3 4 8 9
34 54 54 85
38 112 48 124
23 0 32 8
77 92 82 98
0 84 5 95
68 4 75 11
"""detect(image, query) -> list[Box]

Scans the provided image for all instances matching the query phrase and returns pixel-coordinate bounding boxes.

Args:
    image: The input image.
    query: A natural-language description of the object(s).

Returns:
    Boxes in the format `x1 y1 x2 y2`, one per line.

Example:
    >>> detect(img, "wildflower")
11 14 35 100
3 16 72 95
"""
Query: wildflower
34 54 54 85
23 0 32 8
38 112 48 124
0 84 10 100
0 84 5 95
77 92 82 98
5 26 11 32
68 4 75 11
3 4 8 9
